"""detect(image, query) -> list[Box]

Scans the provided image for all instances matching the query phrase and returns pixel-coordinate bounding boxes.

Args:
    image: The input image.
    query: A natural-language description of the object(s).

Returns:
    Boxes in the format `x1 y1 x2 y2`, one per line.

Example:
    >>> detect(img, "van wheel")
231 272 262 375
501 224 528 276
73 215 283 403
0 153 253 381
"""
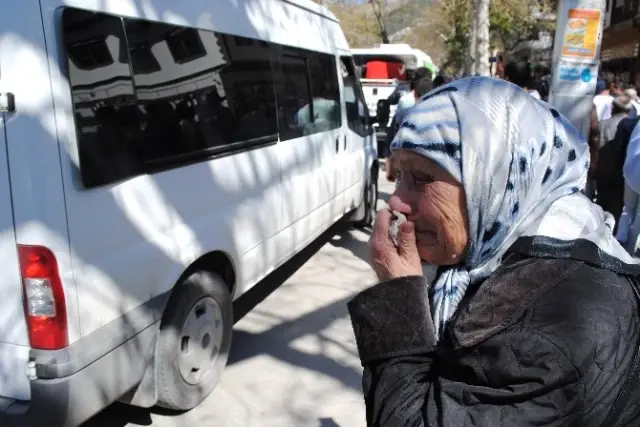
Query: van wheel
358 171 378 228
155 271 232 411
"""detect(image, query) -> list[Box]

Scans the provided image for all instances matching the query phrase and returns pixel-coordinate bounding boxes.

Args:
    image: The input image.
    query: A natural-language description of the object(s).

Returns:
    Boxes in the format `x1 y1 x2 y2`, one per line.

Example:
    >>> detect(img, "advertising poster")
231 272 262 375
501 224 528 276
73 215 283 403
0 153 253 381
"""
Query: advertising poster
556 59 598 88
561 8 601 60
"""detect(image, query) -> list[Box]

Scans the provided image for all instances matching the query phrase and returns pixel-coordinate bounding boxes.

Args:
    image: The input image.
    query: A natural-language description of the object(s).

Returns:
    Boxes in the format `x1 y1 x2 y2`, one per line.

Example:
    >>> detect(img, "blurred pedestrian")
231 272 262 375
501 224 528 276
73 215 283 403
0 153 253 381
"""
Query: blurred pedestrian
625 87 640 118
620 117 640 253
533 64 551 101
594 72 623 122
600 94 633 149
432 74 452 89
595 95 635 224
503 60 540 99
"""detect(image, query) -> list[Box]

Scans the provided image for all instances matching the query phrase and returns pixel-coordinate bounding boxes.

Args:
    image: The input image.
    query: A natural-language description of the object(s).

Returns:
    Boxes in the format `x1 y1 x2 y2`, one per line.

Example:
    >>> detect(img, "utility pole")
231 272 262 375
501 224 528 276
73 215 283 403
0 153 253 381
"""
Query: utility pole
548 0 607 139
475 0 491 76
466 0 478 75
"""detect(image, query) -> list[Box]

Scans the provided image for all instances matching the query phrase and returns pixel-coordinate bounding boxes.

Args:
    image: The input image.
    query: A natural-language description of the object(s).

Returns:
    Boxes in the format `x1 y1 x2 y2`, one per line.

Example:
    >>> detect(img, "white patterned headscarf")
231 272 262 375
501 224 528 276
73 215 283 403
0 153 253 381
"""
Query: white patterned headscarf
391 76 640 338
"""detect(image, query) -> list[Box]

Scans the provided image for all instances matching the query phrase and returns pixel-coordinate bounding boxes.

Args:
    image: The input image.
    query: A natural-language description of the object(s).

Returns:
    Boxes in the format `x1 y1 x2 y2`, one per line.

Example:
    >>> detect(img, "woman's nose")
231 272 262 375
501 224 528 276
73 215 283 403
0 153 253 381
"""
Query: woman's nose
388 185 413 215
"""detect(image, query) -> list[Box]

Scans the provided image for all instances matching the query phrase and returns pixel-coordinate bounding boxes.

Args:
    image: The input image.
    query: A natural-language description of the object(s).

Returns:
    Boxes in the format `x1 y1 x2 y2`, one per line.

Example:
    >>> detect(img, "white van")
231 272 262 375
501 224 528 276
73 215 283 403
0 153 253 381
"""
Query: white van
0 1 378 425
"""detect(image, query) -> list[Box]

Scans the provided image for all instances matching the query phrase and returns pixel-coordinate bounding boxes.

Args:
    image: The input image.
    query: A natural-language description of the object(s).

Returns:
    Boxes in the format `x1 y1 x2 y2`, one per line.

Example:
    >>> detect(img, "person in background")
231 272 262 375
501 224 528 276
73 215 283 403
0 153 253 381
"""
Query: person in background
617 182 640 256
616 116 640 255
533 64 551 101
594 95 633 209
594 72 623 122
432 74 452 89
503 60 541 99
494 54 505 79
386 82 411 106
384 68 433 182
617 123 640 256
349 77 640 426
585 103 600 199
625 87 640 118
596 107 638 237
393 68 433 125
600 94 633 149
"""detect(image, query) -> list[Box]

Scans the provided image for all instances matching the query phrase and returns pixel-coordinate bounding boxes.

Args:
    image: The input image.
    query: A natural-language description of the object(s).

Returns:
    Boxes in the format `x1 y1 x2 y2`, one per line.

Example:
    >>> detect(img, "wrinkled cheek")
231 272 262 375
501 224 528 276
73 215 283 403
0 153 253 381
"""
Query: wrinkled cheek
416 191 442 227
420 185 455 218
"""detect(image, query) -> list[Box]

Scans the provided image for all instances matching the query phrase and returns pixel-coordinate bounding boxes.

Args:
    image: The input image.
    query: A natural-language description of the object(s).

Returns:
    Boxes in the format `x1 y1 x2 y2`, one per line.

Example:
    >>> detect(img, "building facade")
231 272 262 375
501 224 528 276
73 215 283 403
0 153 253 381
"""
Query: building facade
601 0 640 86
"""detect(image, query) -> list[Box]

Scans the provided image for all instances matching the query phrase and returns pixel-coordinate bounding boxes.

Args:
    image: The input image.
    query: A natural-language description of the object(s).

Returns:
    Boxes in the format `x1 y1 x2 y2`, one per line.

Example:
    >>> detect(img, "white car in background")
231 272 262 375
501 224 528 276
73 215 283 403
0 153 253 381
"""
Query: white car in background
352 44 438 155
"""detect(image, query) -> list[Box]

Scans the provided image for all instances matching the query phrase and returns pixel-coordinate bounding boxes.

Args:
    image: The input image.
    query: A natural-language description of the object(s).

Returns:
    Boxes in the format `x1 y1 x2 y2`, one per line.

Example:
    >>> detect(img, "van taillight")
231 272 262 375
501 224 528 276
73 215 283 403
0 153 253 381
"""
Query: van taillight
18 245 68 350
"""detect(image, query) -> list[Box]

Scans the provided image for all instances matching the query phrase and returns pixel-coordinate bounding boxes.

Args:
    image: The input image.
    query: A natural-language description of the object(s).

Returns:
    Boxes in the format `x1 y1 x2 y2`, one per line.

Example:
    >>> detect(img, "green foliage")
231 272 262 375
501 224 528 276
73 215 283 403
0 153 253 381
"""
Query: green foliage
436 0 555 73
319 0 555 74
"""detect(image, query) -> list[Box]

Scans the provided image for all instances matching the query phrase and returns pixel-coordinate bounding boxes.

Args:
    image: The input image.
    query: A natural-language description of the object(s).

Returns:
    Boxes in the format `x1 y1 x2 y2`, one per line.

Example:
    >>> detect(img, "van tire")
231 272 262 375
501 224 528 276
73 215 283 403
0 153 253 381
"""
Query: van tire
357 169 378 228
155 271 233 411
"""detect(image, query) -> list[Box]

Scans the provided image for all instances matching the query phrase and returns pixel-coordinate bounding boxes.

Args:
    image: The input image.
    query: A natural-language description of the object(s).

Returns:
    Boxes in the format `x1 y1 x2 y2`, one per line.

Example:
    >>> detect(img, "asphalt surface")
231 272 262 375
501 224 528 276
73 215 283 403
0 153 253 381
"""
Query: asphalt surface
82 173 394 427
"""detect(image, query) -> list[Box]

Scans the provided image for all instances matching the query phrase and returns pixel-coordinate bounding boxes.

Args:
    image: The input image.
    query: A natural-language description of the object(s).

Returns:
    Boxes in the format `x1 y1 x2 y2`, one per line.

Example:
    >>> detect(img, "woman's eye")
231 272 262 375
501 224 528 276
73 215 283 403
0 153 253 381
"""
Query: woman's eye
414 174 433 184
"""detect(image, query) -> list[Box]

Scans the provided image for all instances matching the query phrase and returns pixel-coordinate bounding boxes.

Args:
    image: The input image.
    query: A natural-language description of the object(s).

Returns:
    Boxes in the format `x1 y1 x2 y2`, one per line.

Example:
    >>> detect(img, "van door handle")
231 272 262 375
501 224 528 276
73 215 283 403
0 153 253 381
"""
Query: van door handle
335 138 339 153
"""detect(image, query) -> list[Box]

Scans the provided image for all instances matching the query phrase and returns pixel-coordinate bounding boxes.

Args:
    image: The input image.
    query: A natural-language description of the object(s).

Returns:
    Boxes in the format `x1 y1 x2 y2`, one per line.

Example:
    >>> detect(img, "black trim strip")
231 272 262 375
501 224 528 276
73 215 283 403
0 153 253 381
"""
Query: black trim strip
142 134 278 170
509 236 640 276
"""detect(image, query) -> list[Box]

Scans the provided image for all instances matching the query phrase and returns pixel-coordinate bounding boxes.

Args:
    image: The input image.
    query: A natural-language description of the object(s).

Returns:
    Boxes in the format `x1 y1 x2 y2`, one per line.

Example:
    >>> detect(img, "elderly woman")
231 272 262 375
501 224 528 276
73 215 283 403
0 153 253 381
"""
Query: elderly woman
348 77 640 426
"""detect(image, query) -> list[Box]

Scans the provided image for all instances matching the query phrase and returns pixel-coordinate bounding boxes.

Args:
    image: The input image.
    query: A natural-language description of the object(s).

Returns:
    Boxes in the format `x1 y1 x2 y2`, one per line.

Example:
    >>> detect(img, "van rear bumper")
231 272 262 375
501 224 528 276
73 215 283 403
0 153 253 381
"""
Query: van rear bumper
0 322 158 427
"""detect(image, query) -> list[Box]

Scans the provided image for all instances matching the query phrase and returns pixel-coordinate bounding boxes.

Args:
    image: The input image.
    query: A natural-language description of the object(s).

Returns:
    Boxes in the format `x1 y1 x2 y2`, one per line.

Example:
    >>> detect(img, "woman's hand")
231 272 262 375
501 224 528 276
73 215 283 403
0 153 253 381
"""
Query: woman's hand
369 209 423 281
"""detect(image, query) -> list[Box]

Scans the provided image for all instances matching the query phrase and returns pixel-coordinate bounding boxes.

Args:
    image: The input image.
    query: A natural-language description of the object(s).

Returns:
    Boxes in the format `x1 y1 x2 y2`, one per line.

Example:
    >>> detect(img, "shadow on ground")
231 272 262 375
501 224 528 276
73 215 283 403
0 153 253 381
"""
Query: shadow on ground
328 231 370 266
228 292 362 391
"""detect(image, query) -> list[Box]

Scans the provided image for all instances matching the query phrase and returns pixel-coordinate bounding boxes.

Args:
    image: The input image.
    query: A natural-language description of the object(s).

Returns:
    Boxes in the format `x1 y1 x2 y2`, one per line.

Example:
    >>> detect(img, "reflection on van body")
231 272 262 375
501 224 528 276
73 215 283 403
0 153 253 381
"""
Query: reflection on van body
0 1 376 426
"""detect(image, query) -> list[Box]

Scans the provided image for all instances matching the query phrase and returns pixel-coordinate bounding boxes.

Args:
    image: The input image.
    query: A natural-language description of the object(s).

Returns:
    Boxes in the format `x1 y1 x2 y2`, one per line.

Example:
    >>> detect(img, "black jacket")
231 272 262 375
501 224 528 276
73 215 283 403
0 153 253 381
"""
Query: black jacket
348 250 640 426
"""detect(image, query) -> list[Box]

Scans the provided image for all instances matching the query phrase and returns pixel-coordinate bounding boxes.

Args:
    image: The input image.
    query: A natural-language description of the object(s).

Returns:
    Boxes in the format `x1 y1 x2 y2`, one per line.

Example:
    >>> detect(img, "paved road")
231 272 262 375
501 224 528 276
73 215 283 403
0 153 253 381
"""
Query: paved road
83 173 394 427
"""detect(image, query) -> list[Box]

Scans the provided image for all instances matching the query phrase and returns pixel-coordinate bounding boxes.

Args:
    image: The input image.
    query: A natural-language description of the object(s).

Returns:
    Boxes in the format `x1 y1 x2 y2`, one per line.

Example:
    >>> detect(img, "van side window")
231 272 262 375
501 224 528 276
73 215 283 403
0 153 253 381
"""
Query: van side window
62 8 143 188
62 7 345 188
274 48 342 141
340 57 371 137
123 19 278 167
274 51 312 141
305 53 341 134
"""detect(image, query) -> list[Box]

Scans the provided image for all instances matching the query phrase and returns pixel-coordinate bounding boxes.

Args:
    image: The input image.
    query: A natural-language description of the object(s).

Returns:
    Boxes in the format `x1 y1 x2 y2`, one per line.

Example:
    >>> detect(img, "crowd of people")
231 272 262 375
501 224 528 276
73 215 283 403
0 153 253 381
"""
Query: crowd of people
589 71 640 257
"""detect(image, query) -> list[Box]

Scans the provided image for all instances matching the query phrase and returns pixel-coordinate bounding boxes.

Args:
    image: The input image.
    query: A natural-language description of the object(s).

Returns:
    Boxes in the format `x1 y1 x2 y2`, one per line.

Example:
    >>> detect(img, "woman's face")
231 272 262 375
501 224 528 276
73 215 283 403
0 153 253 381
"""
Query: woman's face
388 150 469 266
